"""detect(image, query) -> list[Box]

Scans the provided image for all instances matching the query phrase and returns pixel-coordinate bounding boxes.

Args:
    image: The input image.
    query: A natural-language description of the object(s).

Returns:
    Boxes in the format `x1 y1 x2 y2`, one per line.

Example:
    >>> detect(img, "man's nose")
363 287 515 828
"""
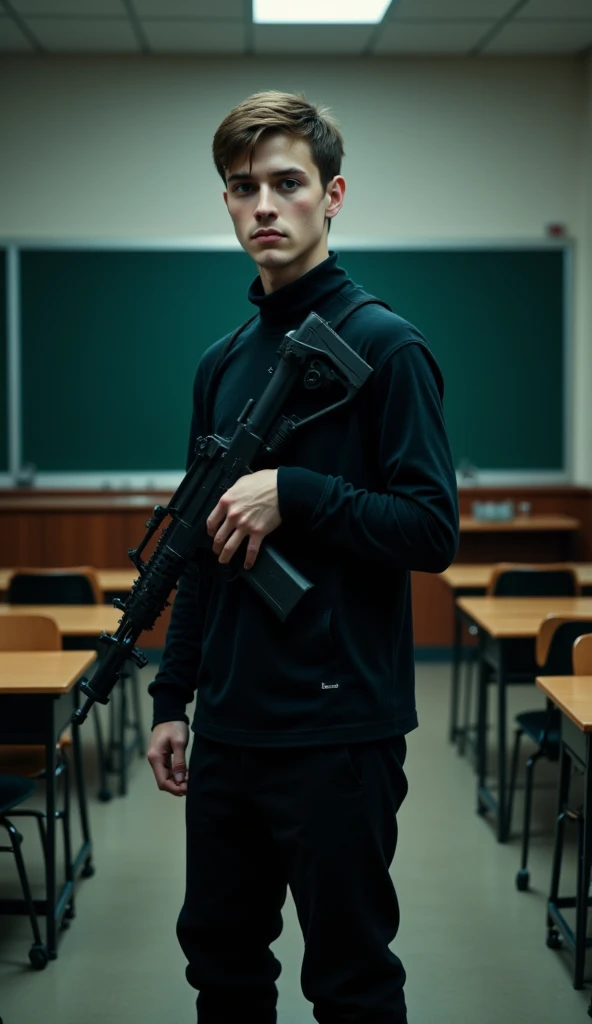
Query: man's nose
254 185 278 220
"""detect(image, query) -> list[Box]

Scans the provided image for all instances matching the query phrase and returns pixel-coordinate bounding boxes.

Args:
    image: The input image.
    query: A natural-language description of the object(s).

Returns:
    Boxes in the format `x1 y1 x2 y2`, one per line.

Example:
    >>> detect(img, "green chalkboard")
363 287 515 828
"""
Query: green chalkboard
21 250 254 472
19 246 565 474
339 249 564 471
0 249 7 472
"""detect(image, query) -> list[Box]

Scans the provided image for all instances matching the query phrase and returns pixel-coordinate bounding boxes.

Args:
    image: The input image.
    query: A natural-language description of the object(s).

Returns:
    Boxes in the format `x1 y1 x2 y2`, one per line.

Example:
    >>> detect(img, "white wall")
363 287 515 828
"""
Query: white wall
0 54 589 479
0 56 585 241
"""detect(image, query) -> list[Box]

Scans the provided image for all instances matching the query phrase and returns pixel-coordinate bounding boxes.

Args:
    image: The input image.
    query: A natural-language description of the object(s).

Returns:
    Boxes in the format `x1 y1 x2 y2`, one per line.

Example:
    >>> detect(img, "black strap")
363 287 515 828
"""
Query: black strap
330 294 391 331
204 295 390 433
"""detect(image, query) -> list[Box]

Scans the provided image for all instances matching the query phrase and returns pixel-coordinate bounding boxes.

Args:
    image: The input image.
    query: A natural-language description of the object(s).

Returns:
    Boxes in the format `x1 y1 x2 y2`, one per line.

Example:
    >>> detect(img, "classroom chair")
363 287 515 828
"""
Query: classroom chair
0 773 48 969
507 614 592 892
0 614 81 923
573 633 592 675
459 563 580 759
8 566 145 798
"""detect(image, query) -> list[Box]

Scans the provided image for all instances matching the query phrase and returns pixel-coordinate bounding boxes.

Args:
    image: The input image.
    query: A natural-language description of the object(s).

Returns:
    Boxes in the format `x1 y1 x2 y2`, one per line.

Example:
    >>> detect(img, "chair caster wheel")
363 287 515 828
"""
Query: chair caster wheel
65 902 76 919
98 787 112 802
29 943 49 970
516 869 529 891
546 928 562 950
477 802 487 816
81 861 95 878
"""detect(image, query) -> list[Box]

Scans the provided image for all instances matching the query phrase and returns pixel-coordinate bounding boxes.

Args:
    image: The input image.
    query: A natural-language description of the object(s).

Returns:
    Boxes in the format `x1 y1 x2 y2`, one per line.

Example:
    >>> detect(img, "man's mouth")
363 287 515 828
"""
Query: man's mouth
252 229 285 239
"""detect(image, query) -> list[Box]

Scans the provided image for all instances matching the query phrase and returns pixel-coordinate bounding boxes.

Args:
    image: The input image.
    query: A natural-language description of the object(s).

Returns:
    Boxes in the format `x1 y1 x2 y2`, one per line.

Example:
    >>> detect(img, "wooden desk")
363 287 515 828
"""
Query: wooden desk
0 604 134 800
441 567 592 751
0 650 97 961
456 596 592 843
0 604 121 635
535 674 592 992
459 514 581 533
0 568 137 597
441 563 592 592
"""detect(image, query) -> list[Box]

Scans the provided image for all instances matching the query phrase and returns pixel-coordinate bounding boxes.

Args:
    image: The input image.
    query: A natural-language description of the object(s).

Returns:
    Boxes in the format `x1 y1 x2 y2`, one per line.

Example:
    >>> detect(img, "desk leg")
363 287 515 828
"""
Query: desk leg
45 705 58 960
72 705 93 877
449 602 461 744
476 646 488 813
548 743 572 932
574 735 592 989
497 644 509 843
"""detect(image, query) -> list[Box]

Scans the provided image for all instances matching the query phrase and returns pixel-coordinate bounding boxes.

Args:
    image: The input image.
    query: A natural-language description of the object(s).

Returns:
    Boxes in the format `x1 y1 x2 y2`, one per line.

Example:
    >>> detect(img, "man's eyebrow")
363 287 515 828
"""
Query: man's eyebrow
226 167 308 183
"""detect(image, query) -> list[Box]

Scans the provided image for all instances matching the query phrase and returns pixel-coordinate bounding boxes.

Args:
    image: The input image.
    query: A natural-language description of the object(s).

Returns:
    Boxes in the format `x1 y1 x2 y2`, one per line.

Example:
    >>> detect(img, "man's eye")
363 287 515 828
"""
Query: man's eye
280 179 300 191
233 183 253 193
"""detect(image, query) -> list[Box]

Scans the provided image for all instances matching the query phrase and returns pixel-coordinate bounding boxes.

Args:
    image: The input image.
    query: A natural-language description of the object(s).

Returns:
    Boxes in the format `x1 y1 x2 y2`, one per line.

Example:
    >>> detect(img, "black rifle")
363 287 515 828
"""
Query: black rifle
71 312 372 726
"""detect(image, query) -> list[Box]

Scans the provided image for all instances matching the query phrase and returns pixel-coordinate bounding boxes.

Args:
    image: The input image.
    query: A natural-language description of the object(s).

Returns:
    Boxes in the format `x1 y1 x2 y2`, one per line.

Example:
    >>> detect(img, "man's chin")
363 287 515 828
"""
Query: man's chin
252 249 292 269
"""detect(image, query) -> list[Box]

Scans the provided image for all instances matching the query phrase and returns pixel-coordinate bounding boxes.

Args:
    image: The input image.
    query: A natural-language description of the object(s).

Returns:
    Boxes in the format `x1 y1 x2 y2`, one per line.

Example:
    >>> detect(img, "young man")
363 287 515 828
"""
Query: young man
147 91 459 1024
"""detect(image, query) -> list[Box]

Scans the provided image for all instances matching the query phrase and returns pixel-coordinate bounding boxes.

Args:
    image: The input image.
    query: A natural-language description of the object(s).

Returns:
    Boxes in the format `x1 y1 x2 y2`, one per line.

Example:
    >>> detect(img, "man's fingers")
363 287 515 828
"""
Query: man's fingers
149 753 187 796
206 500 225 537
218 528 247 565
171 758 187 783
244 535 263 570
212 518 234 554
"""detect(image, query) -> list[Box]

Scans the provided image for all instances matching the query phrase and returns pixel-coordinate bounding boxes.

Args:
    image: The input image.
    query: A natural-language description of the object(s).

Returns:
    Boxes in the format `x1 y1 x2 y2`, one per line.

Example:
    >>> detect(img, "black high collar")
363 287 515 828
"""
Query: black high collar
247 252 349 330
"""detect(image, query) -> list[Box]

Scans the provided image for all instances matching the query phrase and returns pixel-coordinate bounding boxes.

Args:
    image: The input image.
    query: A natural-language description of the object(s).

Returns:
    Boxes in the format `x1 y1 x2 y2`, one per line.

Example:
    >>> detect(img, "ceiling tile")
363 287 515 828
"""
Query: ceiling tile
11 0 125 12
25 17 140 51
254 24 374 54
386 0 515 17
134 0 244 15
0 15 35 50
374 20 493 52
486 20 592 52
143 19 245 52
518 0 592 16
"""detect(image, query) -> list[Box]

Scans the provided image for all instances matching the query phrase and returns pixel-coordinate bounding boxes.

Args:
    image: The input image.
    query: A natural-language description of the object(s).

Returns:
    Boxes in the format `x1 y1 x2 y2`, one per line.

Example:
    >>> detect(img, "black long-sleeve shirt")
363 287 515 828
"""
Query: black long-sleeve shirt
148 252 459 745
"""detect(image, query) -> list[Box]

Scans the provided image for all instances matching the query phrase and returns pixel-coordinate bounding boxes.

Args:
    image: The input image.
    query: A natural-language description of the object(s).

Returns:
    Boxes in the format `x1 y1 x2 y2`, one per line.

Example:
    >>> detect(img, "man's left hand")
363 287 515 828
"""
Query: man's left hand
206 469 282 570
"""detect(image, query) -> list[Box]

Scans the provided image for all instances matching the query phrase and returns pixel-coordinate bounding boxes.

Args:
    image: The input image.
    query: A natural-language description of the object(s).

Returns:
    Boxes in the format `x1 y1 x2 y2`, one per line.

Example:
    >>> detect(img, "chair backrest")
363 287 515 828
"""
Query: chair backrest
487 563 580 598
536 615 592 671
573 634 592 675
0 614 61 651
7 566 101 605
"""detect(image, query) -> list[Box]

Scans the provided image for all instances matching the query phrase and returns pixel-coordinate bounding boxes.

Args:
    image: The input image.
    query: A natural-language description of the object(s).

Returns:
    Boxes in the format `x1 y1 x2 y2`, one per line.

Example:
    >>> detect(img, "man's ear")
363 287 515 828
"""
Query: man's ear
325 175 346 222
223 191 228 209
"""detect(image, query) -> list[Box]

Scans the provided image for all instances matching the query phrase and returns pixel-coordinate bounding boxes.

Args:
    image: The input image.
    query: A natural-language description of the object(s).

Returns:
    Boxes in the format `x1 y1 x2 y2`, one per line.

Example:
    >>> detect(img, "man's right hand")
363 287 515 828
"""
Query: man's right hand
147 721 190 797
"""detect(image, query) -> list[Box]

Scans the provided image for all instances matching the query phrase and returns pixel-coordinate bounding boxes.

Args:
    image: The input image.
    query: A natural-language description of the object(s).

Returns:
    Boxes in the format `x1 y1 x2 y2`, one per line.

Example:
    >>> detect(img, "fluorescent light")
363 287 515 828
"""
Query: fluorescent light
253 0 392 25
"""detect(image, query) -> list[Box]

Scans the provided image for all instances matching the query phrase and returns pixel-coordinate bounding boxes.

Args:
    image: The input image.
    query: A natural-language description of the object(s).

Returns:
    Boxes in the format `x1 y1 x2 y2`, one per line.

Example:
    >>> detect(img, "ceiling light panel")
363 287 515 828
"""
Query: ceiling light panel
253 0 391 24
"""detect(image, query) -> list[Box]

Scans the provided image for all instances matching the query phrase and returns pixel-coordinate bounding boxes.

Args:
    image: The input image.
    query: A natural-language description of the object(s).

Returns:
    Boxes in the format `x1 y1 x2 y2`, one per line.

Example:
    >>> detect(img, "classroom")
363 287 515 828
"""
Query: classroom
1 1 592 1022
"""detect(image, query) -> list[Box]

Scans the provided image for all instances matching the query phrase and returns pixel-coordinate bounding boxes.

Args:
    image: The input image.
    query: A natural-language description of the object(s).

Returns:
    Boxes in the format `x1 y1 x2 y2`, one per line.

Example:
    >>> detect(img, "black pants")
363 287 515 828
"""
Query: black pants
177 734 409 1024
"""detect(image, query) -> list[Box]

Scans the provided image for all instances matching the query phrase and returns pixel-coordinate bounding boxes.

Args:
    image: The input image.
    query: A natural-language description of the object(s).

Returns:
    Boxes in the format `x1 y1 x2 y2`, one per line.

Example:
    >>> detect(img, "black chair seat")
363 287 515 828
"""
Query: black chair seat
0 775 36 815
515 710 560 748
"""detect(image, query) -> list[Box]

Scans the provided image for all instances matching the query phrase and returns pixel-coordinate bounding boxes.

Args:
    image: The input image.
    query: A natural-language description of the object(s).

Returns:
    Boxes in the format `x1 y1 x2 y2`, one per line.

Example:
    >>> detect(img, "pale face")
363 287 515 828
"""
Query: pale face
223 133 345 294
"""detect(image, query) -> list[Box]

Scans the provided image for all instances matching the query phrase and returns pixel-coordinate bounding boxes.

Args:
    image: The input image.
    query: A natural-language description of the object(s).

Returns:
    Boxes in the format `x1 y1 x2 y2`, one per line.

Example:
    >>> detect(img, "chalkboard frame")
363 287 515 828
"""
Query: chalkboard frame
1 236 572 490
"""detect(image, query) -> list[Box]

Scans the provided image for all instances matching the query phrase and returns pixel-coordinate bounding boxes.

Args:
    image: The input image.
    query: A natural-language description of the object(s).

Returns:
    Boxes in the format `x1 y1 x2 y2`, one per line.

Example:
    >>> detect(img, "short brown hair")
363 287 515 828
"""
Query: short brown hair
212 90 344 189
